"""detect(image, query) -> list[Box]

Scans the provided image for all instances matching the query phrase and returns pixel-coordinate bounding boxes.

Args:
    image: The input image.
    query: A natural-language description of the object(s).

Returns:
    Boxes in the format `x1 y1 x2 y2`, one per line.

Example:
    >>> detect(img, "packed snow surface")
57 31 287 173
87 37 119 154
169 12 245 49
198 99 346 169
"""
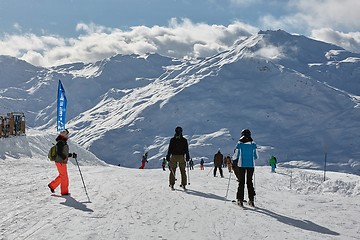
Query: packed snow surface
0 132 359 240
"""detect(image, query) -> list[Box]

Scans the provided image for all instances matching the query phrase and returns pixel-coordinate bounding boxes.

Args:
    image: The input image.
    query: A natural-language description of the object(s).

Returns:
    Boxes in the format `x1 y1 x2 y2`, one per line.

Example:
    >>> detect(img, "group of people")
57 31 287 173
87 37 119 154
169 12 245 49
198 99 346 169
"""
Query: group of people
165 126 260 207
48 126 275 208
212 150 233 177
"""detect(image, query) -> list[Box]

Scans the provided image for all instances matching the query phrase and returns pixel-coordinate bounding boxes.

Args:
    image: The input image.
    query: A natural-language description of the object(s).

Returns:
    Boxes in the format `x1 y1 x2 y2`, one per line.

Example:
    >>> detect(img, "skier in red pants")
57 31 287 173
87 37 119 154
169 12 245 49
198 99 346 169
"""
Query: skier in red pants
139 152 148 169
48 129 76 196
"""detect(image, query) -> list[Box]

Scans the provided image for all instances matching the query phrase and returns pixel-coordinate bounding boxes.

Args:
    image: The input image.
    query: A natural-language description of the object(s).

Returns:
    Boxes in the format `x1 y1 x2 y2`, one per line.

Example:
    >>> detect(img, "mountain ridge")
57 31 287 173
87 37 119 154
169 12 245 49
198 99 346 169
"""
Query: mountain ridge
1 30 359 173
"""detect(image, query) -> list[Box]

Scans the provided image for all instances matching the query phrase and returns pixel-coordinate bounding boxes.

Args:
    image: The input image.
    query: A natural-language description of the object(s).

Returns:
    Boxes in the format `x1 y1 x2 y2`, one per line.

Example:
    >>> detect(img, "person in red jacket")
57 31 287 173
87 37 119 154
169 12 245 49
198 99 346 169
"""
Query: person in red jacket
48 129 76 196
139 152 148 169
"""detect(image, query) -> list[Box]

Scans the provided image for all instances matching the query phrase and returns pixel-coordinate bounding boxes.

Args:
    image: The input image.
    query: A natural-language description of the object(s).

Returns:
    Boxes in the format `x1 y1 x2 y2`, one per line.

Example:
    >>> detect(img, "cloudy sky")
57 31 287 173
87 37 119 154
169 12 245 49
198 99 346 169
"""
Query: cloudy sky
0 0 359 67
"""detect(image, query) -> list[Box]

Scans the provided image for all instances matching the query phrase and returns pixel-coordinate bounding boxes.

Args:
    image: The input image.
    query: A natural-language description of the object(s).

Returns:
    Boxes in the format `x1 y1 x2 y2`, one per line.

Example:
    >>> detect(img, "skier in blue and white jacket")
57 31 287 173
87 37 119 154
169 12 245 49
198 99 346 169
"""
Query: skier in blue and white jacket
232 129 258 207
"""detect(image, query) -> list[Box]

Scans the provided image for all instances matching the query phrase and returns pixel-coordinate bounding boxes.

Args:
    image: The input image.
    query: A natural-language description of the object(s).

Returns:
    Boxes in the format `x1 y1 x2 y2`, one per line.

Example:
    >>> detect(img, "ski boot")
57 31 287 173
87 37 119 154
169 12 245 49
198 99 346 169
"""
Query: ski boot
48 184 55 193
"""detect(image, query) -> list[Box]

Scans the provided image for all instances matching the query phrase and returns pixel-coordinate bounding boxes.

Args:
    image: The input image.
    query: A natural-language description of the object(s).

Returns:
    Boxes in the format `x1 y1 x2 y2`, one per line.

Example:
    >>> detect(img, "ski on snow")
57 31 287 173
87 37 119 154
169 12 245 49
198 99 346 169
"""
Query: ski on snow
169 185 187 191
231 200 255 209
51 193 71 198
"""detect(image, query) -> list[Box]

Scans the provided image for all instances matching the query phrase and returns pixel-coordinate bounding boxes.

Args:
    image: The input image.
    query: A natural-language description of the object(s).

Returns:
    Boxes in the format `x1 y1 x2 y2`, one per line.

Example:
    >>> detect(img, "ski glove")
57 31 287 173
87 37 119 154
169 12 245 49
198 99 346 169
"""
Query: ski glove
72 153 77 158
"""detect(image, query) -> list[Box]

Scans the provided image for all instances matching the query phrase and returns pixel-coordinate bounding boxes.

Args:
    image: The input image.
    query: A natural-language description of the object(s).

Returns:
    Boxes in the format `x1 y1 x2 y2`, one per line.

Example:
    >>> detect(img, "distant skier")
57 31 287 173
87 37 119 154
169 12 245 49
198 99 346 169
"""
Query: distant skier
166 126 190 190
225 155 232 173
189 158 194 170
213 149 224 177
139 152 148 169
161 157 167 171
232 129 258 207
200 158 204 170
48 129 77 196
269 155 277 173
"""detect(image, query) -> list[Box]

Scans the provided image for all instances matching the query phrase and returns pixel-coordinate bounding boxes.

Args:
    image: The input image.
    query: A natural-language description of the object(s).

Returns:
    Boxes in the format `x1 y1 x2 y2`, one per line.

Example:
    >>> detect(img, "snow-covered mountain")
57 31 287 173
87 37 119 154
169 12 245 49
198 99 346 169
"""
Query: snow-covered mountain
1 30 360 173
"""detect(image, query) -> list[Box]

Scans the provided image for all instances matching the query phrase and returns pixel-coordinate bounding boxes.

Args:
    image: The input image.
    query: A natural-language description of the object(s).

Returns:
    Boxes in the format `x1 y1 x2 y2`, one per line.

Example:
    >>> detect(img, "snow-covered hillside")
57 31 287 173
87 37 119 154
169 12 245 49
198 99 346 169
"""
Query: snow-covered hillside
0 129 106 166
0 132 359 240
0 30 360 173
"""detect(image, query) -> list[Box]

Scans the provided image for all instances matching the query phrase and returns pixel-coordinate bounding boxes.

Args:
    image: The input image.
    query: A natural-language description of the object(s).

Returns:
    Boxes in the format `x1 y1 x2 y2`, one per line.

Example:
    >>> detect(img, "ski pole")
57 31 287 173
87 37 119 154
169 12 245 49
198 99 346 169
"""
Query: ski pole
225 169 232 201
75 157 91 203
207 166 214 176
253 161 256 202
169 165 177 181
187 161 191 185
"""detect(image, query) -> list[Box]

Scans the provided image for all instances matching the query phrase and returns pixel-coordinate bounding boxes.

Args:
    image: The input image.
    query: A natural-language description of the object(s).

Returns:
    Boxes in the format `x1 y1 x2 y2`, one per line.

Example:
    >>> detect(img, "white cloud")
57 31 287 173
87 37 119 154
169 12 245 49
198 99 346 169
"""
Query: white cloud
13 23 22 32
261 0 360 31
0 19 258 67
76 22 114 34
311 28 360 53
253 44 284 59
289 0 360 31
259 0 360 53
260 14 304 32
230 0 259 6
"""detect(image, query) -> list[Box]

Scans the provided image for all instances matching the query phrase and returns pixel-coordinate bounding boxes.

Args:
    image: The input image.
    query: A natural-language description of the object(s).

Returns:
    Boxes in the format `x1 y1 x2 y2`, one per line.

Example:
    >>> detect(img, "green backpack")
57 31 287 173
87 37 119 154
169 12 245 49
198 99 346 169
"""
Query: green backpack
48 144 57 161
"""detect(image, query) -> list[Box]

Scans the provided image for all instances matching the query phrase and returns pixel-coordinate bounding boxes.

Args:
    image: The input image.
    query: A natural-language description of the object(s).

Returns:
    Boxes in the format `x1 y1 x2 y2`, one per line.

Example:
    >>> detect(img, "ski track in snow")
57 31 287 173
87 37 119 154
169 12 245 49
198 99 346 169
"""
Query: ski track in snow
1 156 359 240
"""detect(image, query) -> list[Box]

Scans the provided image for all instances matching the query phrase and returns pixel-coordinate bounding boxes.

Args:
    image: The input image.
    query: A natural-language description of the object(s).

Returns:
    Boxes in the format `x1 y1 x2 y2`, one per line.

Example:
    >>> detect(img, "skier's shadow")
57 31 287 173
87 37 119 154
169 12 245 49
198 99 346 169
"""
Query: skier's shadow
253 206 339 235
184 189 226 201
276 172 291 177
53 194 93 212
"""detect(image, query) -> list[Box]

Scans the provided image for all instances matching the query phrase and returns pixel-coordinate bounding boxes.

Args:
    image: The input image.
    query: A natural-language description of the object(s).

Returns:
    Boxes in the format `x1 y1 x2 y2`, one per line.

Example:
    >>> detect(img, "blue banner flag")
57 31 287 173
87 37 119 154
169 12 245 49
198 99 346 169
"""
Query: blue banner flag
57 80 67 132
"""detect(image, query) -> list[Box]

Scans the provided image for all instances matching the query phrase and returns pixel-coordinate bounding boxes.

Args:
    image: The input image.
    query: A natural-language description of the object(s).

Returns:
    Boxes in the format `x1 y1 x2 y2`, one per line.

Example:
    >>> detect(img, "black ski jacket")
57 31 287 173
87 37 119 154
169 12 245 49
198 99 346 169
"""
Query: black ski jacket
55 135 73 163
166 135 190 161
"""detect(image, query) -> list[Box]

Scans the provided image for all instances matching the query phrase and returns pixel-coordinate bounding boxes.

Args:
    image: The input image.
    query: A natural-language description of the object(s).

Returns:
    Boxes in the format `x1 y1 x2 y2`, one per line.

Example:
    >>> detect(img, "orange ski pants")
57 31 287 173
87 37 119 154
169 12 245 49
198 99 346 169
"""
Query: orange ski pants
49 162 69 195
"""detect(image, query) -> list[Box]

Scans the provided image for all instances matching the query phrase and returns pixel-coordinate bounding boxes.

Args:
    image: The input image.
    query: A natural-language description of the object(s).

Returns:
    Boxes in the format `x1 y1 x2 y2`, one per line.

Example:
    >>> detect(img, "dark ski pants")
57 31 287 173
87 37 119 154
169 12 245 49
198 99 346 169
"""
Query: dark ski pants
169 155 187 186
213 166 223 177
236 167 255 202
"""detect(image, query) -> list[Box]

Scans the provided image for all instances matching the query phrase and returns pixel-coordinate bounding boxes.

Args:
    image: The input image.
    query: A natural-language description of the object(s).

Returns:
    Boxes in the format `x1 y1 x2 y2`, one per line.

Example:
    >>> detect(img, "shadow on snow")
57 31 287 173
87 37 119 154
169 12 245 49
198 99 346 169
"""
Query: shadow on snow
253 206 339 236
184 188 227 201
52 194 93 212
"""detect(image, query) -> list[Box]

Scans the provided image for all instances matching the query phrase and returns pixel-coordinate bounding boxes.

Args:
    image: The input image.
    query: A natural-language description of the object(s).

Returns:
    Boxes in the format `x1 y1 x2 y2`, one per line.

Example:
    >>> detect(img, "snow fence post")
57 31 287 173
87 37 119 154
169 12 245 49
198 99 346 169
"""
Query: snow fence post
286 154 293 189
